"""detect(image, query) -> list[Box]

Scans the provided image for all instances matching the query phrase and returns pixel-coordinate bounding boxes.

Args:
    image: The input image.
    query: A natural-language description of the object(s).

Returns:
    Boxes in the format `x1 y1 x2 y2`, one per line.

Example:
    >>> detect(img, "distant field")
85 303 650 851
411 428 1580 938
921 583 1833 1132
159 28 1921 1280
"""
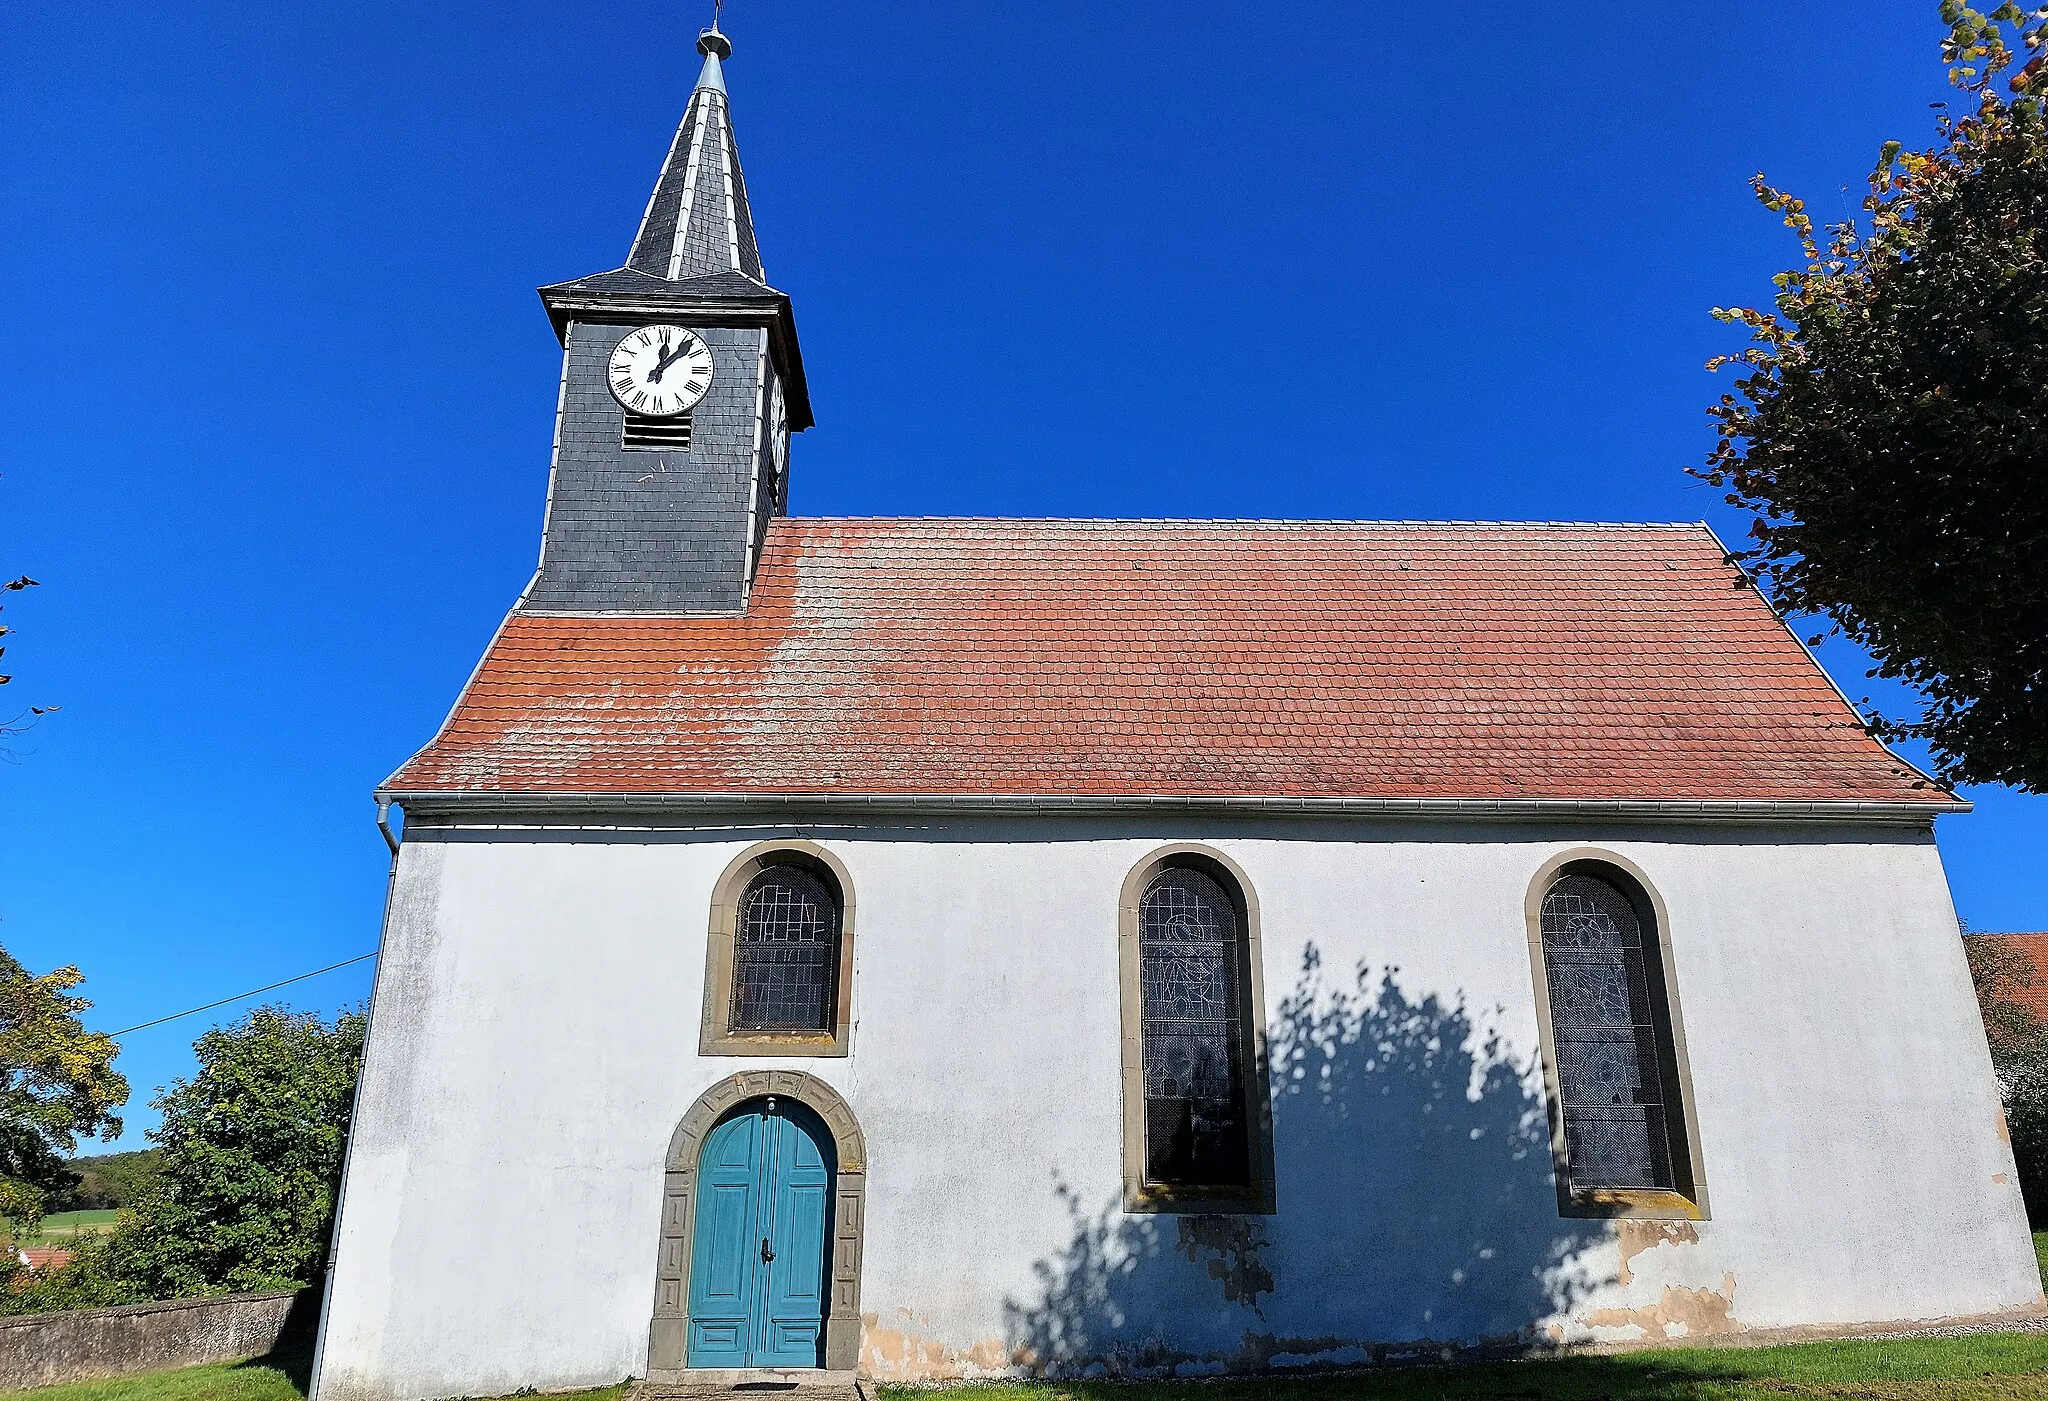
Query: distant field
4 1210 120 1246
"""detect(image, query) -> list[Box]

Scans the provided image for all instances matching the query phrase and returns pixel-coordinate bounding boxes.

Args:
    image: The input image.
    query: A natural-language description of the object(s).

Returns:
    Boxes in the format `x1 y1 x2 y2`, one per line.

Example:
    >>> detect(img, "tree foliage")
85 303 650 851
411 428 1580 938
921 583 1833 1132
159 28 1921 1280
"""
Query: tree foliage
0 575 37 691
1967 929 2047 1067
1700 3 2048 791
0 574 56 741
102 1005 367 1298
2 1004 365 1313
0 946 126 1240
1965 932 2048 1223
50 1149 161 1212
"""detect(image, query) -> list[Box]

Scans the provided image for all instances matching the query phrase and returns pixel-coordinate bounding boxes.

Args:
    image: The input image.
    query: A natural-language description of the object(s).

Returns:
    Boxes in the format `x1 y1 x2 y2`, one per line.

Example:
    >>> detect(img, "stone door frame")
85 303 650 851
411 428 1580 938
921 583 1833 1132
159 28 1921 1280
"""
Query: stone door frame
647 1070 868 1379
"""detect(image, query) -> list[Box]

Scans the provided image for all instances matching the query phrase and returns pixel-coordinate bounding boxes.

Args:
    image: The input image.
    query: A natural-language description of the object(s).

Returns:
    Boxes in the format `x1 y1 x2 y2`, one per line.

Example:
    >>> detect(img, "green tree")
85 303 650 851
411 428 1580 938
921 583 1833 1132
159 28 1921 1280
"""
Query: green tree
1700 3 2048 791
1964 932 2048 1223
0 947 126 1240
6 1003 368 1312
93 1005 368 1298
51 1148 162 1212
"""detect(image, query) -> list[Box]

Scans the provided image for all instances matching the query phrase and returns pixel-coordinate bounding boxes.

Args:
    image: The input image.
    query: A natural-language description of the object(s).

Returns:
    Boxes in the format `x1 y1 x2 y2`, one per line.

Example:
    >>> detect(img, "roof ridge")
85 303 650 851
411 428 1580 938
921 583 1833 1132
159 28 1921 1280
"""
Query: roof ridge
772 516 1714 530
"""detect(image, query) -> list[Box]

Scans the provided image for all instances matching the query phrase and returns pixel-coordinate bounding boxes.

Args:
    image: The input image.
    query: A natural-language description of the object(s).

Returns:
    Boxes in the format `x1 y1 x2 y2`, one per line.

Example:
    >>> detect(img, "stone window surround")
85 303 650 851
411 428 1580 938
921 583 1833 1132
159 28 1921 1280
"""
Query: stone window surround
1522 847 1711 1222
645 1069 868 1380
1118 843 1278 1215
700 840 857 1058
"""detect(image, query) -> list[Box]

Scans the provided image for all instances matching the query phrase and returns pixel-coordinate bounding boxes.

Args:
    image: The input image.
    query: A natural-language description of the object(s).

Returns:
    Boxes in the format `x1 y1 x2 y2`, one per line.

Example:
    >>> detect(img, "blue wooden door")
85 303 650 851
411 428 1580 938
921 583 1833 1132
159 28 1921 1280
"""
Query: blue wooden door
687 1100 834 1369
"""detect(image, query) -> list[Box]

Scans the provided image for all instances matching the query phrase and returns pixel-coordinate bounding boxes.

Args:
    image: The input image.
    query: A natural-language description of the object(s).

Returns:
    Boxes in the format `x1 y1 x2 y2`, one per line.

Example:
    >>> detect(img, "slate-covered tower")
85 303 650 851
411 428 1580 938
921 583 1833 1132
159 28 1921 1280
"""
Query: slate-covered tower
524 26 812 615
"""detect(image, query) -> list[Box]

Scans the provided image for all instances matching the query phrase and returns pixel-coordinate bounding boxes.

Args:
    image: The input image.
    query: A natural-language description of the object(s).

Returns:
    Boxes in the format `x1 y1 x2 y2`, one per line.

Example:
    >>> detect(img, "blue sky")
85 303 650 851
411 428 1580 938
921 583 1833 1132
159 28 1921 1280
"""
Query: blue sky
4 1 2043 1154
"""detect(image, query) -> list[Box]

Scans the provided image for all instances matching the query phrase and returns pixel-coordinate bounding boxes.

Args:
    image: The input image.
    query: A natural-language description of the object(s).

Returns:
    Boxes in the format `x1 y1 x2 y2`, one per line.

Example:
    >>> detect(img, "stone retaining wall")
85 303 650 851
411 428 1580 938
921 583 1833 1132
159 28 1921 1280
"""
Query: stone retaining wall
0 1288 314 1390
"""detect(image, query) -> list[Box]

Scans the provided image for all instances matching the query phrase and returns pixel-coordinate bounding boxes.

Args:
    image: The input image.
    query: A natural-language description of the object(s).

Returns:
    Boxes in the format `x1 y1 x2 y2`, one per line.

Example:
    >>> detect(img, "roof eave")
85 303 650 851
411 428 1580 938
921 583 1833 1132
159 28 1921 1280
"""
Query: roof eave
376 789 1967 825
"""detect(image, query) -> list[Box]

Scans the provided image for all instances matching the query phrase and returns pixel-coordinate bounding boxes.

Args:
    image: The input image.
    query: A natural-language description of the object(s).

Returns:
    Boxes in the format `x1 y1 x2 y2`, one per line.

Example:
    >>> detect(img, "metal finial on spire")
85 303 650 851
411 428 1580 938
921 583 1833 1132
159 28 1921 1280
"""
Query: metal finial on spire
699 0 731 59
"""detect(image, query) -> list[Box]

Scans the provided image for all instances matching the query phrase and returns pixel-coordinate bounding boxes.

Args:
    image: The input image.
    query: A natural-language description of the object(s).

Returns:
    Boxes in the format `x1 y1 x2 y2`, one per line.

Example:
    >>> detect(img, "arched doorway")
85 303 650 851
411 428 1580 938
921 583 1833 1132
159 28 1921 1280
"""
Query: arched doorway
688 1097 833 1367
648 1071 867 1380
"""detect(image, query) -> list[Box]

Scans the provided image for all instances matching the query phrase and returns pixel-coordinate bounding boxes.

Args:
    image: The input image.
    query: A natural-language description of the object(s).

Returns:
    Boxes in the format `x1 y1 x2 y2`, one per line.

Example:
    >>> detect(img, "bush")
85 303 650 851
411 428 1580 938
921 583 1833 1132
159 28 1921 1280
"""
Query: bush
2005 1051 2048 1225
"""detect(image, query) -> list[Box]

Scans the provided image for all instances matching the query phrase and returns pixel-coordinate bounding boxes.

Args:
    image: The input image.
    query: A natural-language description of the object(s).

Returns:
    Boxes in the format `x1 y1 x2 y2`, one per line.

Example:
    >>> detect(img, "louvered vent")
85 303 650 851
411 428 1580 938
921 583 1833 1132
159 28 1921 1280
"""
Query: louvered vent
623 412 693 451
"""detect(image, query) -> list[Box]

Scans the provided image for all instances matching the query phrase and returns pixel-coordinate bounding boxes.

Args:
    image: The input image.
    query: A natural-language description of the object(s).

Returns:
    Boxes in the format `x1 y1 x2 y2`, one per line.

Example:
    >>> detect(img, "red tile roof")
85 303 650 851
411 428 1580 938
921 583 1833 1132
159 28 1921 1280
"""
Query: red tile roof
384 518 1955 808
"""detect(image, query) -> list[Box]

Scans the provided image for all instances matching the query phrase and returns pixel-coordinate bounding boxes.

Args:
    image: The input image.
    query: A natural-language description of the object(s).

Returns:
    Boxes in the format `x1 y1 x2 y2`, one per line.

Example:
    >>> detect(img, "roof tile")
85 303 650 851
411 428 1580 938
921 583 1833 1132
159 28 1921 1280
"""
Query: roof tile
385 518 1952 804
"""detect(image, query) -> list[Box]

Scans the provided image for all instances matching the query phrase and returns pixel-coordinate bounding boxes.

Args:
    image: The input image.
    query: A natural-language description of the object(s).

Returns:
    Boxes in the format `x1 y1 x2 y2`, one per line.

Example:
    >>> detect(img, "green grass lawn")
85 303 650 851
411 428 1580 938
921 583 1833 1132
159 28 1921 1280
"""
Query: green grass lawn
0 1358 308 1401
0 1354 630 1401
2 1211 120 1247
877 1332 2048 1400
6 1333 2048 1401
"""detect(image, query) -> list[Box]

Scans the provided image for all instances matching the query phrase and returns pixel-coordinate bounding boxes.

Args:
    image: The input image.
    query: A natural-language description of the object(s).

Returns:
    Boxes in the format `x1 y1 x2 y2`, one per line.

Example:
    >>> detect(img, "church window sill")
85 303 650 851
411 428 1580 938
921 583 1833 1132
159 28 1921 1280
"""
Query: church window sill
700 1028 847 1059
1123 1180 1276 1216
1562 1187 1706 1221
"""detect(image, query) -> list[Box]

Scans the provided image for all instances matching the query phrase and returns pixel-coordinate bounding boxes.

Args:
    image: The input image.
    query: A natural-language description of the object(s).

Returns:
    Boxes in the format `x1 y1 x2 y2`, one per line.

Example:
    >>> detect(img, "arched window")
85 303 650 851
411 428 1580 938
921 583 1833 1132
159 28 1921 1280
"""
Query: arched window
1534 863 1700 1212
732 866 840 1033
1119 850 1272 1211
701 844 856 1057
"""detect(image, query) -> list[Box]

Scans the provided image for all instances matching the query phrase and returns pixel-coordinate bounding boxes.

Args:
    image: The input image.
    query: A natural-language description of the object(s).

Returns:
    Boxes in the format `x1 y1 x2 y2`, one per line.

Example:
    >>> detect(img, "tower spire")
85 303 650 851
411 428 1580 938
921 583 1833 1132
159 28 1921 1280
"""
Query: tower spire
528 12 810 616
625 20 763 283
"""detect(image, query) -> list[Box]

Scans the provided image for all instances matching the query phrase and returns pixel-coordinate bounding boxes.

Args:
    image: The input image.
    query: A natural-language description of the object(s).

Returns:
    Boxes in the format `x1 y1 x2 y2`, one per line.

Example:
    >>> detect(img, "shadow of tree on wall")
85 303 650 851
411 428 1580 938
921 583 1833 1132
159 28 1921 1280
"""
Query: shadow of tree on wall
1003 946 1614 1376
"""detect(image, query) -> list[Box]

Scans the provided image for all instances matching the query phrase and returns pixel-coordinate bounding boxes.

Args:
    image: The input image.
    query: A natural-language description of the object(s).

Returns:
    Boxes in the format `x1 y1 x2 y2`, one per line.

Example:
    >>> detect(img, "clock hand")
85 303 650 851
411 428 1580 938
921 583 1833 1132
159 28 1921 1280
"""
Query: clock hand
647 341 697 383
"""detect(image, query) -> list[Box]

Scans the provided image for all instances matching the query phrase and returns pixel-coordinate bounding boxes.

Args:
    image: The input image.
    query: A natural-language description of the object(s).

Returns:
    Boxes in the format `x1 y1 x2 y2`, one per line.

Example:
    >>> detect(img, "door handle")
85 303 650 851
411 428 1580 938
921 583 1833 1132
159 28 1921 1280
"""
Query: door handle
760 1237 775 1264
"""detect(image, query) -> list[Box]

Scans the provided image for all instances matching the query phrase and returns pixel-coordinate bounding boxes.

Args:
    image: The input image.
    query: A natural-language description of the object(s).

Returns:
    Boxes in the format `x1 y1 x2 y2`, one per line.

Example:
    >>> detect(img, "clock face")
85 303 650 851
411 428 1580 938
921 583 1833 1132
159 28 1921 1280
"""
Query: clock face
767 377 789 478
608 325 713 417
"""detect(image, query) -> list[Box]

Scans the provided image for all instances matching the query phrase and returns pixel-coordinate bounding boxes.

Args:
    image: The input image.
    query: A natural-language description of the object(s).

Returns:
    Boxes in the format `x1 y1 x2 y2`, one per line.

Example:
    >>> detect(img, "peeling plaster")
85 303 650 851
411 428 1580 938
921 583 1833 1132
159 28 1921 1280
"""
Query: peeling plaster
858 1312 1547 1383
1582 1273 1742 1341
1614 1219 1700 1286
860 1311 1017 1382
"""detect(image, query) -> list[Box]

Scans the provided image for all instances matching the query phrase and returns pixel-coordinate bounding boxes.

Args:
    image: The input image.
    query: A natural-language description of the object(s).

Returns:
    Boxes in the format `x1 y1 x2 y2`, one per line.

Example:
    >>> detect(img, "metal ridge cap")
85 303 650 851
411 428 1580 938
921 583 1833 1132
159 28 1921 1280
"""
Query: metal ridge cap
376 789 1966 820
759 515 1711 530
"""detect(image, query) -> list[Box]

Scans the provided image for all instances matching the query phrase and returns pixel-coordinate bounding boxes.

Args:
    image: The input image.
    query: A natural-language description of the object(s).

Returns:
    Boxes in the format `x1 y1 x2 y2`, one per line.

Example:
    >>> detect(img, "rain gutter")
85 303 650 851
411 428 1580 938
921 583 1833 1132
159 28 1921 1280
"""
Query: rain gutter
377 790 1966 825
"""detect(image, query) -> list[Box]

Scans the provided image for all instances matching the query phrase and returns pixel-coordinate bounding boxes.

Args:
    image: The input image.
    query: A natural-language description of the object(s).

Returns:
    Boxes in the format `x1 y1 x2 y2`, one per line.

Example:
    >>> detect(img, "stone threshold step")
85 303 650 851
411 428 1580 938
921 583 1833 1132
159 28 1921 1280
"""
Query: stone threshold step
631 1369 864 1401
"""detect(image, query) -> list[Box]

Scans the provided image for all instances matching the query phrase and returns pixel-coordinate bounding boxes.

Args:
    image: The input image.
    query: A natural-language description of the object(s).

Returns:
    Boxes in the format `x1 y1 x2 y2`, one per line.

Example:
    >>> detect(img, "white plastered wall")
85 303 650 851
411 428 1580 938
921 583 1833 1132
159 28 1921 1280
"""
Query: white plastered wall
311 816 2039 1400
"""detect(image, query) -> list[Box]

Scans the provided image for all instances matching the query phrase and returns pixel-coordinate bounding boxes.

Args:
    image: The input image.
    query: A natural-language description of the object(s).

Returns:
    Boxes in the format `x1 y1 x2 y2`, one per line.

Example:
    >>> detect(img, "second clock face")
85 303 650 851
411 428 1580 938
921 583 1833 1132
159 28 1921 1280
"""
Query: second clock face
608 325 713 417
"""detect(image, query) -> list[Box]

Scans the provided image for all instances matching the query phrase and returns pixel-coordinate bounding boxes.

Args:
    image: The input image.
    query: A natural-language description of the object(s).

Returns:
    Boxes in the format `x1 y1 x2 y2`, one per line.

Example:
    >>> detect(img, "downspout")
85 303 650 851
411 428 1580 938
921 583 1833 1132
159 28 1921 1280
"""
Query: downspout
376 796 399 857
307 796 402 1401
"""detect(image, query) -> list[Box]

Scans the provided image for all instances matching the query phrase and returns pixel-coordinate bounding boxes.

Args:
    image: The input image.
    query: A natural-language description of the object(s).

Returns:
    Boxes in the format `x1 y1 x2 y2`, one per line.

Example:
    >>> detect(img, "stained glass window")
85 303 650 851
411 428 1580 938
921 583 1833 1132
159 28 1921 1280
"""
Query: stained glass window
1540 872 1682 1191
731 866 840 1033
1140 868 1251 1189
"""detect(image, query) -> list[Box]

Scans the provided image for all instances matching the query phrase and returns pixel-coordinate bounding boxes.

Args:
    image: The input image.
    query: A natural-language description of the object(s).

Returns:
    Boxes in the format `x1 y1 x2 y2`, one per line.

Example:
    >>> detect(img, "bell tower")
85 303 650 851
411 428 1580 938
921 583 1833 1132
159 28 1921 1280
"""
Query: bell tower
522 25 812 616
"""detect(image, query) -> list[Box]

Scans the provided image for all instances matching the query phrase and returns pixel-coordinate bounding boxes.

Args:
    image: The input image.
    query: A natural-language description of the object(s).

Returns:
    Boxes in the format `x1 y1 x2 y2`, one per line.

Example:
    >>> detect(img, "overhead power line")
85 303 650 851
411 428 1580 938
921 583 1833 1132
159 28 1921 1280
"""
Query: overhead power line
108 952 379 1037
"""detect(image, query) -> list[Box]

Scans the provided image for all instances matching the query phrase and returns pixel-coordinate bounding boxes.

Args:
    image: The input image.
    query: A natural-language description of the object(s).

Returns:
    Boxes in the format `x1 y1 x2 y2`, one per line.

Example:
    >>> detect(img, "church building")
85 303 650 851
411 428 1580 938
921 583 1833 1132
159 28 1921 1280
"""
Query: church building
310 27 2042 1401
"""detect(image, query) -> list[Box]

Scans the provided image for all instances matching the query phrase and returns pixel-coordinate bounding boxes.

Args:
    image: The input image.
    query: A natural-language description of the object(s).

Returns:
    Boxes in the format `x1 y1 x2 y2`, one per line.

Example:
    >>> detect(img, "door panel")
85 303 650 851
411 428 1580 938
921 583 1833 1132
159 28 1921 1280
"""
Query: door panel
686 1100 835 1369
686 1114 766 1366
756 1113 832 1366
